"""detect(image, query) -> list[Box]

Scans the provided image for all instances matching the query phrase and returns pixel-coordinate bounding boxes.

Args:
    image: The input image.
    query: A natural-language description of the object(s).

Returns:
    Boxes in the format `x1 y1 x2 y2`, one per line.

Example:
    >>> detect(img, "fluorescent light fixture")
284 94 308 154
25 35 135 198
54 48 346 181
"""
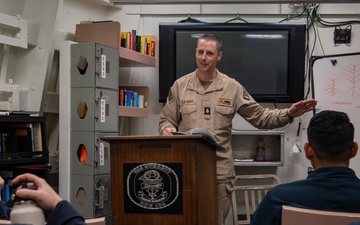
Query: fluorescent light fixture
191 34 205 38
244 34 286 39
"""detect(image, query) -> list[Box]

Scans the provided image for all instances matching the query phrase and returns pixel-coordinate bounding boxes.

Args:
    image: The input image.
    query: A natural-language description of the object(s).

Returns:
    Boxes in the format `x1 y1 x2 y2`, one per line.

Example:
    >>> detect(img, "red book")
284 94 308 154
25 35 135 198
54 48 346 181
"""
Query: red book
130 33 134 50
119 88 124 106
151 40 156 57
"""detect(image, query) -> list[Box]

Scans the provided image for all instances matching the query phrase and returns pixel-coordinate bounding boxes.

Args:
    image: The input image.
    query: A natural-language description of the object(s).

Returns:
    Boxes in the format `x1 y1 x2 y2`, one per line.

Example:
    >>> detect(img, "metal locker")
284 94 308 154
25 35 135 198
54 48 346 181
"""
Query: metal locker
71 88 118 132
71 43 118 90
70 132 116 176
70 174 112 219
69 39 119 225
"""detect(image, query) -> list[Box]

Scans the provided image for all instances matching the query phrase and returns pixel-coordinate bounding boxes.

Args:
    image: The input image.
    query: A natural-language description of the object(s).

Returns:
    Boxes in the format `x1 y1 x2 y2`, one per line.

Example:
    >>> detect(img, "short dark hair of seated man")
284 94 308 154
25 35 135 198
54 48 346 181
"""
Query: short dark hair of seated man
249 110 359 225
307 110 355 164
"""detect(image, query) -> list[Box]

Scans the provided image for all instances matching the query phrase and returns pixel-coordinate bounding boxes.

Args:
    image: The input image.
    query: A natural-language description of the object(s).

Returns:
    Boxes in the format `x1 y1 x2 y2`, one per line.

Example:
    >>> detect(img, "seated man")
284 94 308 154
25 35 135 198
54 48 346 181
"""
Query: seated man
250 110 360 225
1 173 86 225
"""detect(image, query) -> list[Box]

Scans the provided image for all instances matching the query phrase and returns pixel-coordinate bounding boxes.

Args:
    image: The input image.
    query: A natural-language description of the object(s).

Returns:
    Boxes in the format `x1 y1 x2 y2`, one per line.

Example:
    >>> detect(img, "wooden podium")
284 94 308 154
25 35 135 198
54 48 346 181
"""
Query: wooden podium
101 135 220 225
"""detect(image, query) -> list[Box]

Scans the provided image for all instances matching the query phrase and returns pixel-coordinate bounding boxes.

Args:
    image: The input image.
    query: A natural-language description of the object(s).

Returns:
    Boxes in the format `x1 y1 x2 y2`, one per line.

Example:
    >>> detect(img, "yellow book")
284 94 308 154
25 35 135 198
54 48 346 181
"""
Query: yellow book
140 36 146 54
120 32 127 48
145 36 152 55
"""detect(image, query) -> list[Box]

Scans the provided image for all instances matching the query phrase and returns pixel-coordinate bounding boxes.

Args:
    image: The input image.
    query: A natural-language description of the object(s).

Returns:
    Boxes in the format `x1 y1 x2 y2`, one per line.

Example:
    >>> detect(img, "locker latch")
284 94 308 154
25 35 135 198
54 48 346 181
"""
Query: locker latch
95 181 105 209
94 139 105 168
94 139 99 168
95 47 106 78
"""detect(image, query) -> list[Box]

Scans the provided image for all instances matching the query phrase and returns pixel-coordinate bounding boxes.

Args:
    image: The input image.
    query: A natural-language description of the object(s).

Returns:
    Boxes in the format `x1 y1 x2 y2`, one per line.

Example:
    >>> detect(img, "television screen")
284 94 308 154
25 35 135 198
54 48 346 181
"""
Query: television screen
159 23 306 103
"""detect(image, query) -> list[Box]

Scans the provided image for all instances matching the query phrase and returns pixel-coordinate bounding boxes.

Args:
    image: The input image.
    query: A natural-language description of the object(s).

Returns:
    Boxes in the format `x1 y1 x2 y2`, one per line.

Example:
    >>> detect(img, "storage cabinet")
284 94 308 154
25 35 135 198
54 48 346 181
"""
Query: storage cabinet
69 43 118 224
231 130 284 166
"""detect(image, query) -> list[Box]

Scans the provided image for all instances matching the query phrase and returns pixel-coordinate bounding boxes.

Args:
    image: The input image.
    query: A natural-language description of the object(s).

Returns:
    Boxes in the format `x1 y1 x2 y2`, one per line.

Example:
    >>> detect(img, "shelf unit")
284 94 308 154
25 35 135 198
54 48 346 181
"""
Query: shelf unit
0 115 49 202
75 21 157 118
0 115 48 166
231 130 284 166
119 47 156 67
118 86 150 117
75 21 156 67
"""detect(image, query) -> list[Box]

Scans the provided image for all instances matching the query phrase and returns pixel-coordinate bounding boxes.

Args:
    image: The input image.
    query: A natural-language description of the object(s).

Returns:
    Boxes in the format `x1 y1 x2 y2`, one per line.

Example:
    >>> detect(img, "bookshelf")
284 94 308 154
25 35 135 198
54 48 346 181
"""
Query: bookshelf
0 114 49 202
0 115 48 165
75 21 157 118
118 47 156 67
118 86 150 117
75 21 157 67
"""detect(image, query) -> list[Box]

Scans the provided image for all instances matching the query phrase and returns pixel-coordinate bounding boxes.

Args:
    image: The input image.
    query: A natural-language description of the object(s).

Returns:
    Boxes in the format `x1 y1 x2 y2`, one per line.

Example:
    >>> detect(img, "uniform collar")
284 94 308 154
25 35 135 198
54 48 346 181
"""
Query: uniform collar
307 166 357 180
187 69 224 93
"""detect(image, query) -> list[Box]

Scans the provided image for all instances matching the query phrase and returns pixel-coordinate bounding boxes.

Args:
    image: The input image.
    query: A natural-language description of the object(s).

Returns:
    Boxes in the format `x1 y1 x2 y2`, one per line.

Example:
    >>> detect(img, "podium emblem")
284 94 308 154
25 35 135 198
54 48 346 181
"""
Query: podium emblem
124 162 182 213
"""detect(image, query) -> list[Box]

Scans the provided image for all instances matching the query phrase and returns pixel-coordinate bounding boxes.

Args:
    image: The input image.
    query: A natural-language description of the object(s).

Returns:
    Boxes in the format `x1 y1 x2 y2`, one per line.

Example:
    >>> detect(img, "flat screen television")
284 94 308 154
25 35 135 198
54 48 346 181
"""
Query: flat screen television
159 23 306 103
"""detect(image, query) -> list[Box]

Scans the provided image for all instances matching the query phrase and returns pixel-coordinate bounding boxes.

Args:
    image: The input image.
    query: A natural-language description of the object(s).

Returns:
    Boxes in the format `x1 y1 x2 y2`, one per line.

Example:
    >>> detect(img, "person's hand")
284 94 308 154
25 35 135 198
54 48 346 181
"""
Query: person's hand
0 176 4 191
287 99 318 118
12 173 62 215
0 176 4 200
162 127 177 135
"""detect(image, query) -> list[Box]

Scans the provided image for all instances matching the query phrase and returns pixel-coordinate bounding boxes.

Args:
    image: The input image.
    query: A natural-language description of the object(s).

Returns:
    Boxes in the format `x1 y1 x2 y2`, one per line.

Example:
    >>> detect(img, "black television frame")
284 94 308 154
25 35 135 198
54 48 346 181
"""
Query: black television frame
159 22 306 103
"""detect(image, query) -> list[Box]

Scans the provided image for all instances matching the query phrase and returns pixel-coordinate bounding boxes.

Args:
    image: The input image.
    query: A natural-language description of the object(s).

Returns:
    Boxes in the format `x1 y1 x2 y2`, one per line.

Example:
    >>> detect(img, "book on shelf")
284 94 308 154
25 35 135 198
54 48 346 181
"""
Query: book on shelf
171 128 216 143
124 90 133 107
120 31 126 48
1 132 7 154
0 132 3 154
32 122 43 152
140 36 146 54
135 35 141 52
151 40 156 57
129 33 134 50
119 88 124 106
146 36 151 56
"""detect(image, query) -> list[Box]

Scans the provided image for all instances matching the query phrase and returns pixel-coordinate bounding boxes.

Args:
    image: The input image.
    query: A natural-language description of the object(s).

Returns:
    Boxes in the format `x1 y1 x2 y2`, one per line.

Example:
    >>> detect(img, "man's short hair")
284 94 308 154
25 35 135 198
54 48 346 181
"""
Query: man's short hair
307 110 354 162
197 33 223 53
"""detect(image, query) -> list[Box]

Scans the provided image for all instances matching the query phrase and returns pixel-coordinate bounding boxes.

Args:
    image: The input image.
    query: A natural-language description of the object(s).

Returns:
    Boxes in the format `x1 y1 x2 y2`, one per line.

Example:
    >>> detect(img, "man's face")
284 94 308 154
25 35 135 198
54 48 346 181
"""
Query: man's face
195 39 222 74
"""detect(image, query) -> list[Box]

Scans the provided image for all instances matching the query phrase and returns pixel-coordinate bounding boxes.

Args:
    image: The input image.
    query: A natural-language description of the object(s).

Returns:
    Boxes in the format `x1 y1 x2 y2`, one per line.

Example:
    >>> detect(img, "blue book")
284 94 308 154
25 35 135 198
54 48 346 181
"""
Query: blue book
124 90 133 107
133 92 138 107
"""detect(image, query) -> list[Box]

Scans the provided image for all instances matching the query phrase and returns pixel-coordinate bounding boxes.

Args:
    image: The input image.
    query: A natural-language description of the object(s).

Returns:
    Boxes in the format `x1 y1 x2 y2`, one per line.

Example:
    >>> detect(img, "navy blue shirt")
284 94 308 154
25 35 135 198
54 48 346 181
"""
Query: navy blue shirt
0 200 9 220
47 200 86 225
250 167 360 225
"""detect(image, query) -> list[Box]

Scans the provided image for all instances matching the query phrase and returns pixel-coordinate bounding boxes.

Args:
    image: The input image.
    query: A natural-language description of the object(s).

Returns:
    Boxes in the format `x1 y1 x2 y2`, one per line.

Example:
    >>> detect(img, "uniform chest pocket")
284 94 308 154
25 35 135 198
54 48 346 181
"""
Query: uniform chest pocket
214 106 234 131
180 105 197 131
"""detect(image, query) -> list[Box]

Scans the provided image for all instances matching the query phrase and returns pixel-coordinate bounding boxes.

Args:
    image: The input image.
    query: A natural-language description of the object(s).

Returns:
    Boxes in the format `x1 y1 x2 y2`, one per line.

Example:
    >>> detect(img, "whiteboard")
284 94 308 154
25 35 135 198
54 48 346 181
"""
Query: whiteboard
312 52 360 171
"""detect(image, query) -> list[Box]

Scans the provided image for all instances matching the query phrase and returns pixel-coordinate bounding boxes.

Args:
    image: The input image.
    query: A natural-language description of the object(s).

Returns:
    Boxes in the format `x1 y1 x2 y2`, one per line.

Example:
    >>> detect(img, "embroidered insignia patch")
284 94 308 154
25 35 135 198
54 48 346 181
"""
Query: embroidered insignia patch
204 107 211 115
243 89 251 101
218 98 232 106
168 89 174 102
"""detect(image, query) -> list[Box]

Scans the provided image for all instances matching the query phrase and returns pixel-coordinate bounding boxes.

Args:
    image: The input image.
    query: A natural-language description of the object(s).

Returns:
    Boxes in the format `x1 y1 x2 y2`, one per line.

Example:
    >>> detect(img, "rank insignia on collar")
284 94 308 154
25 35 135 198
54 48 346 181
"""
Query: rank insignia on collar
218 98 232 106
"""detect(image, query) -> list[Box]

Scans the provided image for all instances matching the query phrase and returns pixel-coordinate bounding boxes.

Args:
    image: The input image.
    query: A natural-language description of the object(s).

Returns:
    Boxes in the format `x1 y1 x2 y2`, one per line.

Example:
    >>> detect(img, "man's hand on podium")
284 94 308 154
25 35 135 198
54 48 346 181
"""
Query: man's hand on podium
162 127 177 136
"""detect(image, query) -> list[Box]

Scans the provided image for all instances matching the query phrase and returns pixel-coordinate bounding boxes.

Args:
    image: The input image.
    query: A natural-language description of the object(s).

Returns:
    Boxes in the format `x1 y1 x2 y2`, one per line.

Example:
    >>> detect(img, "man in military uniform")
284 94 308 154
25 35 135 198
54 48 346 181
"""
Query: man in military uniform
159 33 317 225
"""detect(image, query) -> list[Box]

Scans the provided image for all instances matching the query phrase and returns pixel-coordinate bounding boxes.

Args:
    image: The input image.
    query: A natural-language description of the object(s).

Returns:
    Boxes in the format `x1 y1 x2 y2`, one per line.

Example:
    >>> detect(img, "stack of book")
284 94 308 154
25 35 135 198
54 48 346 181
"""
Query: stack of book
120 30 155 57
118 87 145 108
